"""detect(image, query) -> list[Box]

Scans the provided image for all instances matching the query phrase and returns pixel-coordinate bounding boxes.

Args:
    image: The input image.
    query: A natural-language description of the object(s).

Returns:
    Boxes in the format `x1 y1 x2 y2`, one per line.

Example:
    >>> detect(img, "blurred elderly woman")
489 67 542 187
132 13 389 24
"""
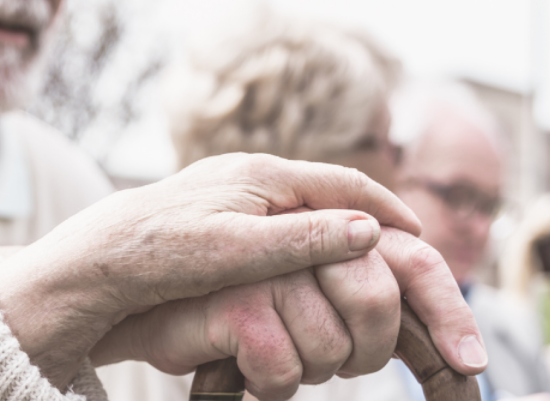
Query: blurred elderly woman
97 8 402 401
165 11 400 188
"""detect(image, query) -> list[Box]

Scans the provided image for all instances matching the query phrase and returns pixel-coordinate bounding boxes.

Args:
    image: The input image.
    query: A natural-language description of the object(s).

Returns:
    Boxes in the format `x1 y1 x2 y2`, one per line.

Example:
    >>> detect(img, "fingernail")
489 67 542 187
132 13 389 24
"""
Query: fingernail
458 335 488 367
348 219 380 251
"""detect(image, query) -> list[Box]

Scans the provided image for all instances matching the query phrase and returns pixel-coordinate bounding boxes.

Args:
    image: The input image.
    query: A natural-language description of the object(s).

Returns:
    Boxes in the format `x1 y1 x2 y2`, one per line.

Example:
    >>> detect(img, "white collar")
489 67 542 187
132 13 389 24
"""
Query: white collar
0 117 34 219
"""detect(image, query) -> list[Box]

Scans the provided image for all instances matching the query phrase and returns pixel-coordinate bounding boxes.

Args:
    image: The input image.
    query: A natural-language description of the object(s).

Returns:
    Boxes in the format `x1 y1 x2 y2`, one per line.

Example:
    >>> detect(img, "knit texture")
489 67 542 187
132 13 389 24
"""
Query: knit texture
0 314 108 401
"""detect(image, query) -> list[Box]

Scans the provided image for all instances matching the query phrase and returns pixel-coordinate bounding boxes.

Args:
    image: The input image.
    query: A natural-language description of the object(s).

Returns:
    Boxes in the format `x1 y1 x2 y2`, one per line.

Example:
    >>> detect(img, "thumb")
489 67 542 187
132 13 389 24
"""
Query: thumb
210 210 380 288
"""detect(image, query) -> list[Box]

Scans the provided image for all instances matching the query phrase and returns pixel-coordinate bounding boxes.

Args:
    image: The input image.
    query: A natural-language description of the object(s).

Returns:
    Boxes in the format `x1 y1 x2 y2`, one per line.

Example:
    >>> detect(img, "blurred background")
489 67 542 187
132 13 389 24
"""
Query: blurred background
27 0 550 196
24 0 550 323
16 0 550 397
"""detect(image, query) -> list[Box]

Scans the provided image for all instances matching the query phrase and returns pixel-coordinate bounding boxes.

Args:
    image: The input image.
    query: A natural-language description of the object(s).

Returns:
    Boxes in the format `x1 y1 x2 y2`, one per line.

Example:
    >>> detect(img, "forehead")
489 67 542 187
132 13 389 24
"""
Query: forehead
410 107 502 192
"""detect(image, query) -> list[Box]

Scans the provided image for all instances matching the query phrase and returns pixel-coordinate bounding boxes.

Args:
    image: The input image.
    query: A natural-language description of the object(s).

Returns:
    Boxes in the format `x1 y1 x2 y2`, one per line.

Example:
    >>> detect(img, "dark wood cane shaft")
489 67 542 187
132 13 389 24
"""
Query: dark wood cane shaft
190 357 245 401
191 299 481 401
396 300 481 400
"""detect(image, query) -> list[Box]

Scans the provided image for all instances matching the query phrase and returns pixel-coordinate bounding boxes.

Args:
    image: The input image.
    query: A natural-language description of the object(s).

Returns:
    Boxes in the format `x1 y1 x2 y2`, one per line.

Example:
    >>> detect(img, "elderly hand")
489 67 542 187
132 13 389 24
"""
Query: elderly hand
90 228 487 401
0 153 419 389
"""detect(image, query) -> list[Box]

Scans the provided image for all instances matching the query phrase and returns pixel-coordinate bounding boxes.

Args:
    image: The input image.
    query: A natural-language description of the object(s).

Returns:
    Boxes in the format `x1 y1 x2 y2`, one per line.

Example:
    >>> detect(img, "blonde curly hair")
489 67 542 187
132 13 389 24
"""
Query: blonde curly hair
501 194 550 297
164 10 399 169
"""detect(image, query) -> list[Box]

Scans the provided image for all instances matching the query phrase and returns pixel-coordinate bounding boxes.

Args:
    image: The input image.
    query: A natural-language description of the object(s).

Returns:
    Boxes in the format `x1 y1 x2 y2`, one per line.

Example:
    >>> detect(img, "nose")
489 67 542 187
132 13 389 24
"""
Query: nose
462 211 493 242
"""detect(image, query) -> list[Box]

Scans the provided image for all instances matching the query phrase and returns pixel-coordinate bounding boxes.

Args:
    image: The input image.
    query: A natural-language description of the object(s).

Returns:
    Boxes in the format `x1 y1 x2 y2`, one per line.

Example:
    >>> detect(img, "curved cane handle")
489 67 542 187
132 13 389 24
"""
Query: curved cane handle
396 300 481 400
190 299 481 401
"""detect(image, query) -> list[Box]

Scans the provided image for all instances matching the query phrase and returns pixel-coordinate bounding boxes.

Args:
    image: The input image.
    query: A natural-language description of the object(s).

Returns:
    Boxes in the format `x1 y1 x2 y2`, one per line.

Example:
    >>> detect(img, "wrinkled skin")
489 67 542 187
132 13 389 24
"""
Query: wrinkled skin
92 224 487 401
0 153 423 389
0 3 488 395
92 197 486 401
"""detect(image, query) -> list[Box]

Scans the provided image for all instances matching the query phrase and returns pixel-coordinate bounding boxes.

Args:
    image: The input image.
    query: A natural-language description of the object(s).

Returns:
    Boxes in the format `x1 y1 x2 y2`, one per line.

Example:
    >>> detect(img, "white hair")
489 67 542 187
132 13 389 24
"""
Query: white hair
389 80 504 156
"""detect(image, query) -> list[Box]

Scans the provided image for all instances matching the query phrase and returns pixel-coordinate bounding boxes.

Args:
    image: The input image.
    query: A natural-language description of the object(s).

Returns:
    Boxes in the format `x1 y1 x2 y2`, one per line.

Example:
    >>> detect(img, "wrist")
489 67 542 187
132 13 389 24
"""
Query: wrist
0 230 125 389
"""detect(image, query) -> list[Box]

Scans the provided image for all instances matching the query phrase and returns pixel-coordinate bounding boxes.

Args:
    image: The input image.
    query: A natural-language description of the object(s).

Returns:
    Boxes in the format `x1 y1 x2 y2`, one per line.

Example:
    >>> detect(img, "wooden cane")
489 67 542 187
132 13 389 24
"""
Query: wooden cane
190 299 481 401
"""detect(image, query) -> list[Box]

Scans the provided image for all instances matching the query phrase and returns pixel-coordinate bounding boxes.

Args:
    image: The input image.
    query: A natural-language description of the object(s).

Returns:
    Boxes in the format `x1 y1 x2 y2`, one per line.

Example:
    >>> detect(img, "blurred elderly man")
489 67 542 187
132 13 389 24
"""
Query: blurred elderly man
0 2 488 401
390 82 550 400
343 82 550 401
0 1 113 244
280 82 550 401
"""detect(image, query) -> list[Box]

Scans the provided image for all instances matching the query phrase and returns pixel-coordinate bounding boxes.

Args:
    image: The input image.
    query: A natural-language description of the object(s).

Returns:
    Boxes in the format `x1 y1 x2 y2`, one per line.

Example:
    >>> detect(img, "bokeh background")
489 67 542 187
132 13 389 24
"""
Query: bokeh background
16 0 550 386
24 0 550 288
26 0 550 191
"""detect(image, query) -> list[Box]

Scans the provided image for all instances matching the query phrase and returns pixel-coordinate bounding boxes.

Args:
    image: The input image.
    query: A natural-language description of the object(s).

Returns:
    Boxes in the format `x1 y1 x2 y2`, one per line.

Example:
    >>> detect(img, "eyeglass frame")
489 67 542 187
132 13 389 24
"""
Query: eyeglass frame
402 177 502 220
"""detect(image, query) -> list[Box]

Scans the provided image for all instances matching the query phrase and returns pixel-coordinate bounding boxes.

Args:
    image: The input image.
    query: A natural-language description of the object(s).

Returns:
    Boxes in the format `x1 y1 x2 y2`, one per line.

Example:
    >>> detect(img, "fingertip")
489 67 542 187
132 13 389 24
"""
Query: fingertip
347 218 380 252
409 214 423 237
398 207 422 237
362 179 422 236
457 335 488 372
433 328 488 376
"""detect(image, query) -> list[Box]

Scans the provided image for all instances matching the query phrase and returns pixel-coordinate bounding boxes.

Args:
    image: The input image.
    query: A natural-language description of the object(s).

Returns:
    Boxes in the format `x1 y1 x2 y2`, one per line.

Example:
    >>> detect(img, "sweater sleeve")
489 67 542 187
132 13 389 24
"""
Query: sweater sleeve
0 314 108 401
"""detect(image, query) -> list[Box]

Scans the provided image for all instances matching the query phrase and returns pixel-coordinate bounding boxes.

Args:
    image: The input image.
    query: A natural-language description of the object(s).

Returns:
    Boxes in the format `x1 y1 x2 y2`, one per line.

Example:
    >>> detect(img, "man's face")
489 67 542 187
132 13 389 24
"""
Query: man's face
0 0 62 110
396 106 502 284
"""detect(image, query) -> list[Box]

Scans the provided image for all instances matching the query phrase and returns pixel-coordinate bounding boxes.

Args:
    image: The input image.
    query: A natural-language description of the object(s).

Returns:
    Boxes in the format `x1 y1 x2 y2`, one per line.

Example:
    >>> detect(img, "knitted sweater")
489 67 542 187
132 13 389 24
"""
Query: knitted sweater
0 314 108 401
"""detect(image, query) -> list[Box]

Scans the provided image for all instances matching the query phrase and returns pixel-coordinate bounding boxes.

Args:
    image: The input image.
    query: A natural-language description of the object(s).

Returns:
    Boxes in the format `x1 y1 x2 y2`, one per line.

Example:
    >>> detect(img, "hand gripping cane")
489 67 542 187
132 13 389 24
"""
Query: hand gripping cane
190 299 482 401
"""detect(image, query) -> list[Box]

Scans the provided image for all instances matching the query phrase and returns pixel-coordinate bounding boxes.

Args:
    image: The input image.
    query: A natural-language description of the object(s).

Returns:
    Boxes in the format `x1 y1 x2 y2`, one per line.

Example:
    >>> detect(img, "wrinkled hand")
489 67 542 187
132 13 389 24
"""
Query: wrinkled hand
0 153 418 389
91 228 487 401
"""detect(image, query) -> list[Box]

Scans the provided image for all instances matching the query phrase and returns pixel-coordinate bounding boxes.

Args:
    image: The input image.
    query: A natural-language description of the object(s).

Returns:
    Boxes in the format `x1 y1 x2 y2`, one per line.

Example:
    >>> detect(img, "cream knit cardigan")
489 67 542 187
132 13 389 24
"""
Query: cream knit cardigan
0 314 108 401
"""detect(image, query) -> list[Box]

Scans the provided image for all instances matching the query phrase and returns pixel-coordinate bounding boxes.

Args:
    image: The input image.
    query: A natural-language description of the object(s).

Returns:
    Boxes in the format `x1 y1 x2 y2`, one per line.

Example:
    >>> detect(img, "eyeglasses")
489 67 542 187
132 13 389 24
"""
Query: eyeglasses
407 178 502 219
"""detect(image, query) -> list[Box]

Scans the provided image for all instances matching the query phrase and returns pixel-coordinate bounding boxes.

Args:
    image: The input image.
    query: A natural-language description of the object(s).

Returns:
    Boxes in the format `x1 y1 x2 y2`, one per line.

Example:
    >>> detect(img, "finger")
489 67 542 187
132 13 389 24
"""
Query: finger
160 282 304 401
93 285 304 401
315 250 401 377
90 298 219 375
271 270 352 384
236 311 302 401
234 154 421 235
213 285 302 401
376 227 488 376
191 210 381 297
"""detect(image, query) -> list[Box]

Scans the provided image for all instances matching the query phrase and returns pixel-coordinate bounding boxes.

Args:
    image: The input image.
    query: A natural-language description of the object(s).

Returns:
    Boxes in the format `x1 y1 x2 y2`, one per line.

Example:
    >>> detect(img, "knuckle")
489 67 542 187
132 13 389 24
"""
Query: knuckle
302 340 352 385
408 243 446 279
353 270 400 319
340 329 397 376
311 331 351 367
322 336 353 368
372 281 401 318
232 153 275 176
343 167 370 208
306 215 330 264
